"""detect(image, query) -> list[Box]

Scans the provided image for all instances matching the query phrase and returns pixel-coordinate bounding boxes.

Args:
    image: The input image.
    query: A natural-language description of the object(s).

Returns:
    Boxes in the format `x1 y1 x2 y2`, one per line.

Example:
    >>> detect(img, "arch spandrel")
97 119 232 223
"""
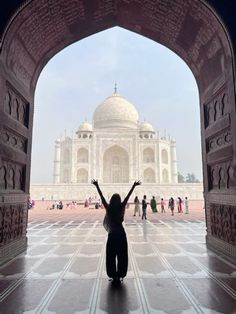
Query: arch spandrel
0 0 233 95
0 0 235 262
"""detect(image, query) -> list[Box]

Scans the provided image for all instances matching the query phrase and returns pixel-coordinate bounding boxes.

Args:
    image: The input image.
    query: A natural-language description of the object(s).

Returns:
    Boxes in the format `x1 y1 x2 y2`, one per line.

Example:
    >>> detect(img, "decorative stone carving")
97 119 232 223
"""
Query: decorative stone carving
0 128 27 153
210 204 236 245
207 129 232 153
4 83 29 127
0 160 25 191
208 161 236 191
0 204 27 244
0 166 7 190
204 91 229 128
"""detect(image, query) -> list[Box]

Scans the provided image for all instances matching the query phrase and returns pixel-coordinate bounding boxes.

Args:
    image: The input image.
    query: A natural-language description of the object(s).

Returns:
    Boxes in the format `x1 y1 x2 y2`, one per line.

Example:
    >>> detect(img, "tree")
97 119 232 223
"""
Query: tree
178 172 185 183
185 173 200 183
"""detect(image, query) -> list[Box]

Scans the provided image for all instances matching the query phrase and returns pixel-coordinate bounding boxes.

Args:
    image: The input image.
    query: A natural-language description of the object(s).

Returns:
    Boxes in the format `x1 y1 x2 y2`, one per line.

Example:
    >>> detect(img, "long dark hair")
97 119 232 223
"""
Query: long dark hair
108 193 123 224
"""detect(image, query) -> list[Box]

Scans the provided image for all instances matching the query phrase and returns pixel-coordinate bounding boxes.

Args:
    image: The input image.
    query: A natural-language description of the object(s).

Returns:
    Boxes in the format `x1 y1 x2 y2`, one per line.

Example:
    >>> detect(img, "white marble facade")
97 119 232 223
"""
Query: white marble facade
53 90 178 186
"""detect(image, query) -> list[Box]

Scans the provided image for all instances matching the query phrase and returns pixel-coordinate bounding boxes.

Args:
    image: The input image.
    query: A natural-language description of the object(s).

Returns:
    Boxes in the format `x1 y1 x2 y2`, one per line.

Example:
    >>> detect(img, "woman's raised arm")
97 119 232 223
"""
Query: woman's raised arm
122 180 141 208
91 179 108 210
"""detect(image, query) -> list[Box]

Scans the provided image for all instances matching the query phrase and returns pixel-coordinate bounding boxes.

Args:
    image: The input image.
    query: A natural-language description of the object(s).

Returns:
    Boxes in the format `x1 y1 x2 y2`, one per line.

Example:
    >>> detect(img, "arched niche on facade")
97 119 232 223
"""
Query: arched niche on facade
162 169 169 183
0 0 236 262
77 168 88 183
103 145 129 183
63 149 71 164
161 149 168 164
143 148 155 163
77 148 88 163
144 168 155 183
62 169 70 183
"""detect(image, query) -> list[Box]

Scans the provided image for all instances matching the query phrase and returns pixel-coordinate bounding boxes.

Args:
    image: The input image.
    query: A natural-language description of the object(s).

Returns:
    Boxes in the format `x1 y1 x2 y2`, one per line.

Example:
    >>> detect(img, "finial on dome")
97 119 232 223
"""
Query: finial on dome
114 82 117 94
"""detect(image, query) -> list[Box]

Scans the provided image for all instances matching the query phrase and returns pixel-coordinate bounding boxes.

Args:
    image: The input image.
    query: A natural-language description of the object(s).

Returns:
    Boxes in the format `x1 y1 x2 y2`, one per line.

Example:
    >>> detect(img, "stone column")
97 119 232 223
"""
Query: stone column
53 139 61 183
170 139 178 184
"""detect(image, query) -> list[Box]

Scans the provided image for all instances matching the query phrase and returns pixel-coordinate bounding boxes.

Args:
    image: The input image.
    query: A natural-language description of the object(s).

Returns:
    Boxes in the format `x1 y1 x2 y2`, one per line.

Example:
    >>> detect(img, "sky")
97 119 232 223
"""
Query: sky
31 26 202 183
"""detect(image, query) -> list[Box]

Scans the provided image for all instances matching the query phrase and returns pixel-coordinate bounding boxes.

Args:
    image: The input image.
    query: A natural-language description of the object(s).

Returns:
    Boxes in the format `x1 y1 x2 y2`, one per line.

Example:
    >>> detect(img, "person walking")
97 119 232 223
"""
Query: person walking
142 195 148 220
184 197 189 214
160 198 166 213
150 196 158 213
177 197 183 213
168 197 175 216
133 196 141 216
92 179 141 284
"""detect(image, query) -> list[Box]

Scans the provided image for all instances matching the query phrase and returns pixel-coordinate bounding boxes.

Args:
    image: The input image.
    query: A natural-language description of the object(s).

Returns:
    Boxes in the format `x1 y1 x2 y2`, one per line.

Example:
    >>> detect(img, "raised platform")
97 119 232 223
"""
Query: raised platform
30 182 203 200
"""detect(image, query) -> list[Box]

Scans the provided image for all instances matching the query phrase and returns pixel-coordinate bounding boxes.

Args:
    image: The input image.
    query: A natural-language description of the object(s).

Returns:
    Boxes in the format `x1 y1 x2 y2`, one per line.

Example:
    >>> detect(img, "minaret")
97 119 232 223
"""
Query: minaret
170 138 178 183
53 139 61 184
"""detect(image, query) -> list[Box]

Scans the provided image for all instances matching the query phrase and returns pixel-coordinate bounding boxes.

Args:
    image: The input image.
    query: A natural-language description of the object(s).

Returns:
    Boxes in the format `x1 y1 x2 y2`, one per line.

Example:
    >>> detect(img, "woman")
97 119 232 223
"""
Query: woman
133 196 141 216
160 198 166 213
184 197 189 214
177 197 183 213
92 179 141 284
150 196 157 213
168 197 175 216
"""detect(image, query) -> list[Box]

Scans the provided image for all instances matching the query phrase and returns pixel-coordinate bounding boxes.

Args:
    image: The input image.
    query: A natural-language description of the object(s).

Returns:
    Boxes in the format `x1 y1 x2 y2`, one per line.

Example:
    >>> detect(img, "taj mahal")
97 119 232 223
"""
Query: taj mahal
54 88 177 185
31 89 203 200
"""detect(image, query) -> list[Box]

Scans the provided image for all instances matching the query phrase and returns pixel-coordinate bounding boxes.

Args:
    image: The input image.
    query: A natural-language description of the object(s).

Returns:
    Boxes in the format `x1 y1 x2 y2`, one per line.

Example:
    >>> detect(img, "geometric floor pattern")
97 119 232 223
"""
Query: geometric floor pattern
1 206 236 313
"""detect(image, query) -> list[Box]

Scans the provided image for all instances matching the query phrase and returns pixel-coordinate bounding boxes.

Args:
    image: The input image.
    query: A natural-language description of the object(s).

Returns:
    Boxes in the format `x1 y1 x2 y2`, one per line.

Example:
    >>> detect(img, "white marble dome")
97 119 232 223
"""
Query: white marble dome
140 121 154 132
93 93 139 129
78 121 93 132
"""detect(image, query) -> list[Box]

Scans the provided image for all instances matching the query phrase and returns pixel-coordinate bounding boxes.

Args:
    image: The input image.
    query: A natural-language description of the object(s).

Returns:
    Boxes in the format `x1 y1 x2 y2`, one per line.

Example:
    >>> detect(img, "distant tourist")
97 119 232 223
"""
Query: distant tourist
142 195 148 220
160 198 166 213
177 197 183 213
92 179 141 285
150 196 157 213
58 200 63 210
133 196 141 216
168 197 175 216
84 199 89 207
184 197 189 214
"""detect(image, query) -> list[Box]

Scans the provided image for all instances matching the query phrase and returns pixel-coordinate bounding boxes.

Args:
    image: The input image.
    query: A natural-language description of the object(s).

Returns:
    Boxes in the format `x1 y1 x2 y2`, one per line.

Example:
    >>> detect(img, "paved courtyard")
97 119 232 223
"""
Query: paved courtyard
0 201 236 313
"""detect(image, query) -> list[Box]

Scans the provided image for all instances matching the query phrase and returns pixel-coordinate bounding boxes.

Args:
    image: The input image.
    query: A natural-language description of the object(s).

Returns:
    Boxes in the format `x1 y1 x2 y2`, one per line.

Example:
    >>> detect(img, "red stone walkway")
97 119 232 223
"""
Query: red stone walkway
0 200 236 313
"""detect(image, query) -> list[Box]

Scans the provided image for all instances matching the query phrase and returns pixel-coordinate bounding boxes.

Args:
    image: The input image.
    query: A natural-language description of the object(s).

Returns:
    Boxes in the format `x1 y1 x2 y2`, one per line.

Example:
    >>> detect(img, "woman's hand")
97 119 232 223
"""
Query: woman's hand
91 179 98 186
133 180 141 187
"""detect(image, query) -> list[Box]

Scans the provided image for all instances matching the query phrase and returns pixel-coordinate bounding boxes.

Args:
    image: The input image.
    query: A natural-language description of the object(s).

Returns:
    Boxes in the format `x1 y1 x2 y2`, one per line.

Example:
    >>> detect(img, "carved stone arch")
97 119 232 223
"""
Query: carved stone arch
103 145 129 183
0 0 236 261
143 147 155 163
143 168 155 183
161 149 168 164
77 168 88 183
77 147 88 163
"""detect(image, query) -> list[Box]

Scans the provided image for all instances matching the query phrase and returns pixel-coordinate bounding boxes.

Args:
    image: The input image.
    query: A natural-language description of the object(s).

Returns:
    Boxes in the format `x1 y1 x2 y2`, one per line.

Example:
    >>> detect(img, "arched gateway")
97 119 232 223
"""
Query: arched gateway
0 1 236 264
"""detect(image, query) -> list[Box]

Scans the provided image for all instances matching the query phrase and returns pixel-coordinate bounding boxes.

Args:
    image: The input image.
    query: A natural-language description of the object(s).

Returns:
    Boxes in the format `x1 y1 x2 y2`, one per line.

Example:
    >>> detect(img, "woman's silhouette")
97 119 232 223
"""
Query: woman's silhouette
92 179 141 284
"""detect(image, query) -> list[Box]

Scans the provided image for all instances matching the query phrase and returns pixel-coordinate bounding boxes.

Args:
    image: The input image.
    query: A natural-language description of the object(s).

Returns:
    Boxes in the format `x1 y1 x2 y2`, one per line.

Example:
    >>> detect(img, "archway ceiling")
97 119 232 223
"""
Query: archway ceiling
0 0 233 96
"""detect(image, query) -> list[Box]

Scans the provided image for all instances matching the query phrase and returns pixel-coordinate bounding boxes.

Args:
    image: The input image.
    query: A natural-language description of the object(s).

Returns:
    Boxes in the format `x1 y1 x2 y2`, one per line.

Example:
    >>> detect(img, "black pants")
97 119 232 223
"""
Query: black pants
106 229 128 279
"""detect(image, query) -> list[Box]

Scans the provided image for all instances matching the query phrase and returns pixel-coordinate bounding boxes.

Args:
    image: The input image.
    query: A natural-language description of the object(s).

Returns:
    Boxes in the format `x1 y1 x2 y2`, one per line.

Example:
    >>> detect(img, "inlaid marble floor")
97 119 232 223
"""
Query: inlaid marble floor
0 209 236 313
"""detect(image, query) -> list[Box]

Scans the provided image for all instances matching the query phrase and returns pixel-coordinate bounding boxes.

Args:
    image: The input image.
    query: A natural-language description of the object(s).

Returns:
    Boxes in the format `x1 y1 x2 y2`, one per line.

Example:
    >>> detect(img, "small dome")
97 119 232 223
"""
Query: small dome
140 121 154 132
78 121 93 132
93 93 139 129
